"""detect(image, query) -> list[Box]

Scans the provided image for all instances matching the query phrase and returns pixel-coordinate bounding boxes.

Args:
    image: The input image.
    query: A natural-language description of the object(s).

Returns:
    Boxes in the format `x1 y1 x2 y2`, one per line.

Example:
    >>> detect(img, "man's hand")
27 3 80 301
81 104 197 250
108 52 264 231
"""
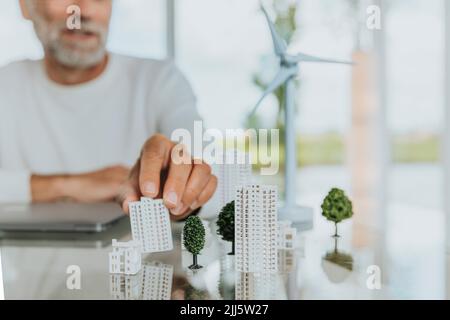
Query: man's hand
118 134 217 220
31 165 130 203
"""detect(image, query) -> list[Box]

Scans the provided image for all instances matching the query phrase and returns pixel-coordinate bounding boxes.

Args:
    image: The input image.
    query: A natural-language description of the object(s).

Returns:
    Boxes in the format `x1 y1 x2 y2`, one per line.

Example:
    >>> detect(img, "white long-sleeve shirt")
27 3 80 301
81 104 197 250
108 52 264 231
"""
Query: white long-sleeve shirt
0 53 201 204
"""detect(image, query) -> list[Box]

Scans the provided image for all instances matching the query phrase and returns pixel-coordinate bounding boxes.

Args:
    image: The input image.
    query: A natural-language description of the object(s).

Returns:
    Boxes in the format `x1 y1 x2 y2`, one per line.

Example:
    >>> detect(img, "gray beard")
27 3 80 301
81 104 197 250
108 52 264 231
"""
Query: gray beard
48 40 107 69
32 16 108 69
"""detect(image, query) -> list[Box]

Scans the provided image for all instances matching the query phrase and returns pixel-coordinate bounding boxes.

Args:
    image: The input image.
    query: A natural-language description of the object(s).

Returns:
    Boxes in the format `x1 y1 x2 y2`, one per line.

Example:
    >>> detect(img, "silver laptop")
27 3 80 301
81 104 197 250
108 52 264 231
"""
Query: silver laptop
0 203 125 232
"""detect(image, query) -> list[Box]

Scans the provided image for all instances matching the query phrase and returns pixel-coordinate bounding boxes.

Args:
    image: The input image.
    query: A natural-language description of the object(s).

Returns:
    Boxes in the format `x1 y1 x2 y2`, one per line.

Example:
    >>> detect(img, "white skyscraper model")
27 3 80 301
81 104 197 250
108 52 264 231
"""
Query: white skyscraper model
215 150 252 208
235 272 278 300
129 198 173 253
0 250 4 300
109 239 142 275
235 185 278 273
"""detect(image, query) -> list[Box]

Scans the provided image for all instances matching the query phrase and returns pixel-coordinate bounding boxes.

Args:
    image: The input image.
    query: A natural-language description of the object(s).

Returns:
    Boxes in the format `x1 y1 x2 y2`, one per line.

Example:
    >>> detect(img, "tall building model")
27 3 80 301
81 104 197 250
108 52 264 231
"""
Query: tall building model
129 197 173 253
0 250 4 300
215 150 252 208
235 272 278 300
235 185 278 273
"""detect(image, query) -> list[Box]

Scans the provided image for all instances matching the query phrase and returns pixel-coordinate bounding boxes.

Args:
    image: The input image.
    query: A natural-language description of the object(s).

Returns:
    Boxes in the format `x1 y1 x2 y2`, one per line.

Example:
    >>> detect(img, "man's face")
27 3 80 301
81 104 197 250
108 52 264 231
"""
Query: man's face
25 0 113 69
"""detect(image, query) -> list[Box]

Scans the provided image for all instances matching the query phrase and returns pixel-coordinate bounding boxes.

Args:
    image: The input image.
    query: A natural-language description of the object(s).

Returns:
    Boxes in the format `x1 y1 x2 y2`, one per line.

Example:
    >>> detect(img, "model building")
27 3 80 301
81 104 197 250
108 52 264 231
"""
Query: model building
235 272 278 300
277 221 296 250
235 185 278 273
129 197 173 253
215 150 252 208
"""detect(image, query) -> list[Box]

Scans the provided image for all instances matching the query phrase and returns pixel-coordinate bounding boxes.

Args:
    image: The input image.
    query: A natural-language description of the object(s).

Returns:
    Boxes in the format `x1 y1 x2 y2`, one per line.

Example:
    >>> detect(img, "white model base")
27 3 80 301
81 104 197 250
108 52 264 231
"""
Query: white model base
278 205 314 231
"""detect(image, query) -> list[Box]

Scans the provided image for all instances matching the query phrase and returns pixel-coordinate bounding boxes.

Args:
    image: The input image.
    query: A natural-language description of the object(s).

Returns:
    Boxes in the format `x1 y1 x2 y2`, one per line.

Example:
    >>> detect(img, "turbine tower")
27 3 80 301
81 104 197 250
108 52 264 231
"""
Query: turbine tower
251 5 352 227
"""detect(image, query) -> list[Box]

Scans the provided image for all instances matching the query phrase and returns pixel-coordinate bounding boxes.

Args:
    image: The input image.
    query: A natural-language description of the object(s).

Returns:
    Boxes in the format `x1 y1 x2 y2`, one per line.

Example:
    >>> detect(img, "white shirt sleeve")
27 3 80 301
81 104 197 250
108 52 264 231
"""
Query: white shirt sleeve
152 61 202 138
0 169 31 204
0 90 32 204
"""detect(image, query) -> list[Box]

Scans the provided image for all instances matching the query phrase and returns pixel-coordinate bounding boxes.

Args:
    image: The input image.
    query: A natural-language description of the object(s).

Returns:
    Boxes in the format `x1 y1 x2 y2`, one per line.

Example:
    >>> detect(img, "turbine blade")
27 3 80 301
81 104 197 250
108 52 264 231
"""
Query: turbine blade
261 5 287 56
293 53 353 65
250 67 295 115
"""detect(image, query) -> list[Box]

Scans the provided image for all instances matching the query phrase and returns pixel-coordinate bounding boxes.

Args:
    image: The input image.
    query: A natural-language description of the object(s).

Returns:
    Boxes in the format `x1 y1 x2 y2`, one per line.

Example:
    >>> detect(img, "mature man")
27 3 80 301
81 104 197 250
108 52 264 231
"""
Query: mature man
0 0 217 220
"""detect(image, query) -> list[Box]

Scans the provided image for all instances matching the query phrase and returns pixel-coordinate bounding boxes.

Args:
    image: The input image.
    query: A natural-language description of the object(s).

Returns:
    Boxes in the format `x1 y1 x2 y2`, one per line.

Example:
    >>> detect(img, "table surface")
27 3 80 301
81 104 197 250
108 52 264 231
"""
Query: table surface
0 205 449 300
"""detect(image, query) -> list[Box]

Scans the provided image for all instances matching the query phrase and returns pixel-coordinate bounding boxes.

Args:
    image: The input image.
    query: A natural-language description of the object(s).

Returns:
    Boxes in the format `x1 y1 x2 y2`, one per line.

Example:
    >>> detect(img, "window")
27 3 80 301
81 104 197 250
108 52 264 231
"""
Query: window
0 0 167 67
0 2 42 66
177 0 270 129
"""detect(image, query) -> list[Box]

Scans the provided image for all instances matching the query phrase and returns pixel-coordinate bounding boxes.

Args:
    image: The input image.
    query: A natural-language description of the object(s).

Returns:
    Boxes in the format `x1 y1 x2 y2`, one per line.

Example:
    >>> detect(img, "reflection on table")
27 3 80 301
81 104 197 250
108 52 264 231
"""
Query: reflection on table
0 204 448 299
110 261 173 300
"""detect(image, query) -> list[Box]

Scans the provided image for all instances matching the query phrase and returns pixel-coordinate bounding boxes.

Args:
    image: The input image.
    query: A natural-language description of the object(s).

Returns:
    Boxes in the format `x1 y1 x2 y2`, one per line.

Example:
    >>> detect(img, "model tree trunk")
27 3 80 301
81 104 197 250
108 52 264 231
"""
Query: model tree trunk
190 254 202 270
228 241 235 256
189 254 203 270
333 222 340 238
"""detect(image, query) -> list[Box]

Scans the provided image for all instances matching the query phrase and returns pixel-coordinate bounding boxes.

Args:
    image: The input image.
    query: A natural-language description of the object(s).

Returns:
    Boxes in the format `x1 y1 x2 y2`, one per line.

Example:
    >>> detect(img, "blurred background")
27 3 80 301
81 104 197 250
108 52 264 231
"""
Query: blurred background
0 0 448 297
0 0 445 225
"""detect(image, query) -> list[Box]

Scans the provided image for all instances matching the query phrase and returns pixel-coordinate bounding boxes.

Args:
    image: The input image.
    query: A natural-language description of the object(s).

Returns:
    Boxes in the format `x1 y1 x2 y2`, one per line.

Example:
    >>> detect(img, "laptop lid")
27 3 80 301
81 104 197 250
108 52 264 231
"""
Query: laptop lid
0 203 125 232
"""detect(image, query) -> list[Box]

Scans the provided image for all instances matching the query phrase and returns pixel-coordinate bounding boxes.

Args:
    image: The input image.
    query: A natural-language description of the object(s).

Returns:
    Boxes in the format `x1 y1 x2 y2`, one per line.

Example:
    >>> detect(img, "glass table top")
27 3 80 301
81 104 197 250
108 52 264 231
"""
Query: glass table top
0 205 449 300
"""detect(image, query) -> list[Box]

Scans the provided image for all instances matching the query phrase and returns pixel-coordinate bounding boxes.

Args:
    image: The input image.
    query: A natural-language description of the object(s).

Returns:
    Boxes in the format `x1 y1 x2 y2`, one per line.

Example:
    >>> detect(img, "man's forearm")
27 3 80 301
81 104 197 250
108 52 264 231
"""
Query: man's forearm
30 174 72 203
30 166 130 204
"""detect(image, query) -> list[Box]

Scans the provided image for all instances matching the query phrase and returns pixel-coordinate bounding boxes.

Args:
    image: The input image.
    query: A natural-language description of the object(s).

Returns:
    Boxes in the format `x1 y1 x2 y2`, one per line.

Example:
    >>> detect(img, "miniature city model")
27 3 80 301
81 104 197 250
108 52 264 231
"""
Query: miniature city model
215 150 252 208
235 185 278 273
277 221 297 250
129 197 173 253
109 239 142 275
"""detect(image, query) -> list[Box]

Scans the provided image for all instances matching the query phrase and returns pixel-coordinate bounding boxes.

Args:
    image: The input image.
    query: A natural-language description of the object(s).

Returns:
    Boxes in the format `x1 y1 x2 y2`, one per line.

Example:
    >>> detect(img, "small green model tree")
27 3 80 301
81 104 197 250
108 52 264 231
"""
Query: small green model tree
321 188 353 237
184 216 206 270
216 201 235 255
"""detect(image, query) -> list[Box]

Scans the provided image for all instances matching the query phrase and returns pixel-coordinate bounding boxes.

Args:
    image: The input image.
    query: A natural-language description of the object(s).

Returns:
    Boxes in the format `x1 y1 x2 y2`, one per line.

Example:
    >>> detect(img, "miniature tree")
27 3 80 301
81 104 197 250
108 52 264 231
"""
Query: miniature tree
321 188 353 237
216 201 235 255
183 216 206 270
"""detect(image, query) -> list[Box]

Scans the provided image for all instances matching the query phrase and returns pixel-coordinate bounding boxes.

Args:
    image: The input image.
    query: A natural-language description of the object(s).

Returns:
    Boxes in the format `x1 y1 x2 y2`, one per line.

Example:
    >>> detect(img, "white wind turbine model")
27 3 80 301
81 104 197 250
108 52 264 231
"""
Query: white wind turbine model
0 249 4 300
251 5 353 226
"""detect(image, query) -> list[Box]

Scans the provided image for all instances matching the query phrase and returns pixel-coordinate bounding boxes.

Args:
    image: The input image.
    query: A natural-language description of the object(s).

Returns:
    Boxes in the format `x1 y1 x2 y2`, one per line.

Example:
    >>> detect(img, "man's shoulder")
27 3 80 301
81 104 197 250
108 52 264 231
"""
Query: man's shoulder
111 53 184 81
0 59 40 84
112 53 172 69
